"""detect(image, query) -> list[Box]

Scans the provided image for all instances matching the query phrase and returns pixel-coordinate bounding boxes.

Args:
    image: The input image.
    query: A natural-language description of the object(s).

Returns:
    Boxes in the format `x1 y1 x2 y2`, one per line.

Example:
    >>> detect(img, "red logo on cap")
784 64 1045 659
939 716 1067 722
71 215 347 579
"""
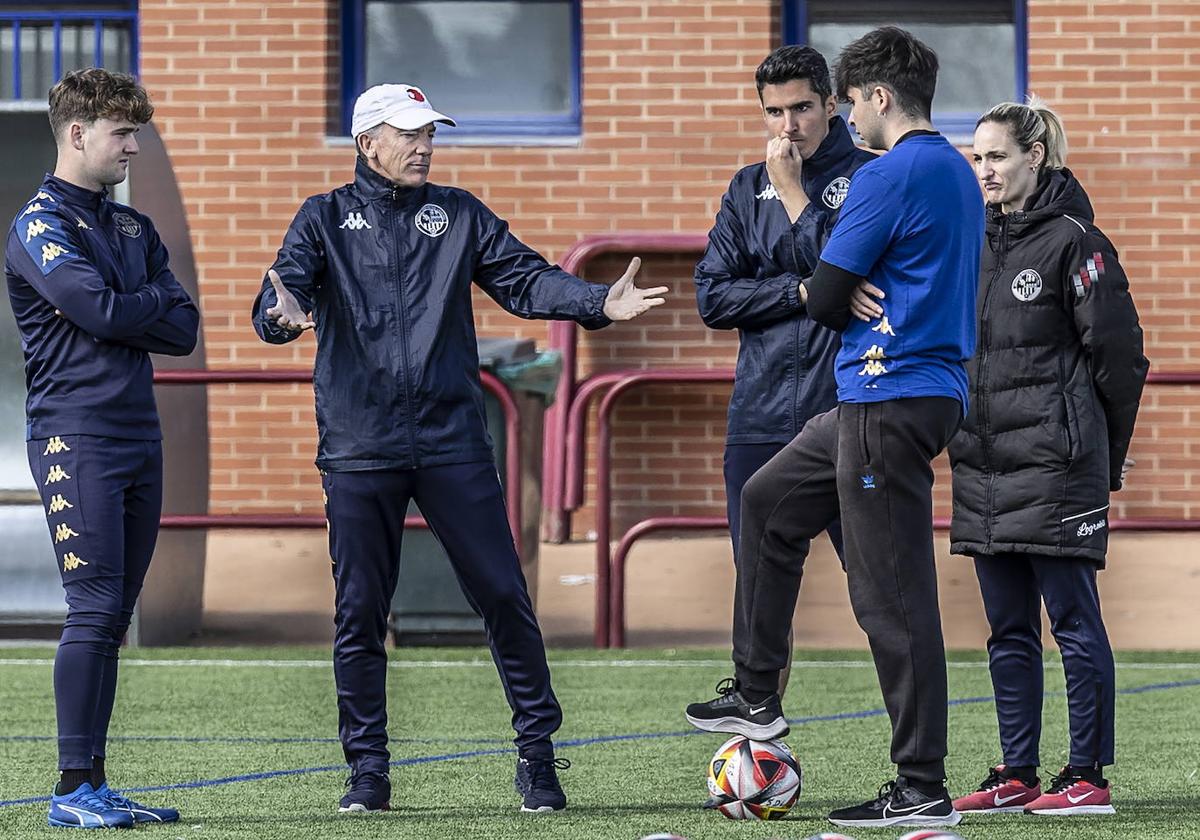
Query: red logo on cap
406 88 425 102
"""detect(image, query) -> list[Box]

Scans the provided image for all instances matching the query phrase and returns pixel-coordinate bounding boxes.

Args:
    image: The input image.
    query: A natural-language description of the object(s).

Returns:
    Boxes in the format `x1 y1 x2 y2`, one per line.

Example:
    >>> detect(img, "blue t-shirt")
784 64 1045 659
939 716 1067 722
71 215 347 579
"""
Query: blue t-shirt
820 133 983 408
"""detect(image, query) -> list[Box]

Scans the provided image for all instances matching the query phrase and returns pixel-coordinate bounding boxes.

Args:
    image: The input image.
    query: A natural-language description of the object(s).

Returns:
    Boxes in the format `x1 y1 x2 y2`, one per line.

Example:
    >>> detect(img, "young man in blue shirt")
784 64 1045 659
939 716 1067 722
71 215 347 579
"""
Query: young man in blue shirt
5 69 198 828
686 27 984 830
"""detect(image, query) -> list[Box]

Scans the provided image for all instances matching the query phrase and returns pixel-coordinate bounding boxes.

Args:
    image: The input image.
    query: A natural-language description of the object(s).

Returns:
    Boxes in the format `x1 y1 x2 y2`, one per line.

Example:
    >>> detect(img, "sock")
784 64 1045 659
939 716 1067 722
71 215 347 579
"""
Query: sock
90 756 106 789
56 769 92 796
740 687 774 705
901 776 946 797
1068 764 1105 786
1000 764 1038 786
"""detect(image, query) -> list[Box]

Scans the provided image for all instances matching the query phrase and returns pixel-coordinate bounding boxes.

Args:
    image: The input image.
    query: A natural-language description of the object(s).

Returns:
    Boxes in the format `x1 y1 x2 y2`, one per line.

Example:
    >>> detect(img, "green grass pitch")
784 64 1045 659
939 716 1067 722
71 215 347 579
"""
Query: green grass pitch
1 646 1197 839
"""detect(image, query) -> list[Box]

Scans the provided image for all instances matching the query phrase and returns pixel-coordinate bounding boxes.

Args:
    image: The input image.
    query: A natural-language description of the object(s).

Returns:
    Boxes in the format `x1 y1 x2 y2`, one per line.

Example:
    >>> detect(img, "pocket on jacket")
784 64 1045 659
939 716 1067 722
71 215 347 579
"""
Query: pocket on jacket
1061 394 1079 462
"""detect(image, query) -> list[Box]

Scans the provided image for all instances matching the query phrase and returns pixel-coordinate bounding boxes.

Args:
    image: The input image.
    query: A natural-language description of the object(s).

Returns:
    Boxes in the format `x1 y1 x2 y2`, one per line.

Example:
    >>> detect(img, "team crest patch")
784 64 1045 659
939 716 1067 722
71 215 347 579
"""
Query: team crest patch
415 204 449 238
112 212 141 238
1011 268 1042 301
822 177 850 209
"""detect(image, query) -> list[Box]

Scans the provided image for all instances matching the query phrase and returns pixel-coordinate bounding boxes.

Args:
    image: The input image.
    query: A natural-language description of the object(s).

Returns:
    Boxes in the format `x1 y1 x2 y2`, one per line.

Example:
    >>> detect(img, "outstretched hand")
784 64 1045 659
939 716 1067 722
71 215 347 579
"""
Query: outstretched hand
265 269 315 332
602 257 668 321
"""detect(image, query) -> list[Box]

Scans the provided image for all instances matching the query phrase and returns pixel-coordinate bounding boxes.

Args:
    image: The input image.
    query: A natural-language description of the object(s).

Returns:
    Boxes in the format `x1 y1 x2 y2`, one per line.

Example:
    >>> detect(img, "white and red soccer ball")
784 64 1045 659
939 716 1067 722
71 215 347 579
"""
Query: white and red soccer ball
706 735 802 820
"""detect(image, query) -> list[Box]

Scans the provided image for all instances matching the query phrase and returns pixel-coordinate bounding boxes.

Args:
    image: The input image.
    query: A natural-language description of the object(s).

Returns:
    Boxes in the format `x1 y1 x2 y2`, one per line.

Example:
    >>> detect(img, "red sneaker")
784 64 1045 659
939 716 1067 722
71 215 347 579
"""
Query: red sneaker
952 765 1041 814
1024 768 1114 815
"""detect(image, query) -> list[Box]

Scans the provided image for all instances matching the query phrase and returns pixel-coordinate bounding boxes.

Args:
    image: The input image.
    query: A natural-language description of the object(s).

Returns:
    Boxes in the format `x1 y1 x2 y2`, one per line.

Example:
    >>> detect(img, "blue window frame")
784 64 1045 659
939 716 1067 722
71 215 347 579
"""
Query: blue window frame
341 0 582 141
0 1 138 101
782 0 1027 139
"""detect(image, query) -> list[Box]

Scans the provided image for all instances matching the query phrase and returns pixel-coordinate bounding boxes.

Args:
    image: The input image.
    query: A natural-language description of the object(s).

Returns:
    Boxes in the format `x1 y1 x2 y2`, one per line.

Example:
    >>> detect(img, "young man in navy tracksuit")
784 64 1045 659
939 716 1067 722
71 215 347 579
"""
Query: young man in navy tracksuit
252 83 666 815
4 69 198 829
686 28 984 830
695 45 874 702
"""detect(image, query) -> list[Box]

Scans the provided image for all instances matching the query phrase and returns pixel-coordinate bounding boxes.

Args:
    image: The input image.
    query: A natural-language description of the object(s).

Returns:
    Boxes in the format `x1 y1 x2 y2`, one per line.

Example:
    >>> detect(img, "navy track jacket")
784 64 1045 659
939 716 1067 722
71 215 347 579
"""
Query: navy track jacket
695 119 876 444
5 175 199 441
253 159 612 472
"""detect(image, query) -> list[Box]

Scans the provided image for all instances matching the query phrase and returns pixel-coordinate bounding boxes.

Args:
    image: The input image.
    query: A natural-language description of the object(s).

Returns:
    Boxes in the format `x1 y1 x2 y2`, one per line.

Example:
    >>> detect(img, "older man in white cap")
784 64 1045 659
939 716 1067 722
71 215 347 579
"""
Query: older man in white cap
252 84 666 815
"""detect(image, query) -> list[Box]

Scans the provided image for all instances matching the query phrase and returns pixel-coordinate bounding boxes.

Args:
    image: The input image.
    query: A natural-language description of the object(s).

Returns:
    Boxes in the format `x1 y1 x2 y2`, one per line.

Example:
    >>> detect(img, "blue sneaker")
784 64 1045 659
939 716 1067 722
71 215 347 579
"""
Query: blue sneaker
514 757 569 813
47 782 135 829
95 782 180 824
338 770 390 813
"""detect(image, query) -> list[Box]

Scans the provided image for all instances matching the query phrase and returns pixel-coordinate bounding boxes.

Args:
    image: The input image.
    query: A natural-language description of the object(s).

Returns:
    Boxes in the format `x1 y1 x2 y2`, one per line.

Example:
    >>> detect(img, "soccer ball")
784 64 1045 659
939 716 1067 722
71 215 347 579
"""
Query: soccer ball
706 735 801 820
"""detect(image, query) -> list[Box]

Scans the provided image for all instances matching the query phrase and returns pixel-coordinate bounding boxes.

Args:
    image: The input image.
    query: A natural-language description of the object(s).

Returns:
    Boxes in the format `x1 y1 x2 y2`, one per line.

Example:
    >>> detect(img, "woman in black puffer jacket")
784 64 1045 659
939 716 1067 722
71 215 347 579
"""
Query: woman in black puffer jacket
947 100 1149 817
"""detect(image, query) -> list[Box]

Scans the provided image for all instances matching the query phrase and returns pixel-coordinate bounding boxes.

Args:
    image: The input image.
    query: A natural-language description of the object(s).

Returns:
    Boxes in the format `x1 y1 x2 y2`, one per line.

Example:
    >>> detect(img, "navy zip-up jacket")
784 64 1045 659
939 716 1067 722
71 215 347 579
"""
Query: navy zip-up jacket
5 174 199 441
694 118 875 444
253 159 612 472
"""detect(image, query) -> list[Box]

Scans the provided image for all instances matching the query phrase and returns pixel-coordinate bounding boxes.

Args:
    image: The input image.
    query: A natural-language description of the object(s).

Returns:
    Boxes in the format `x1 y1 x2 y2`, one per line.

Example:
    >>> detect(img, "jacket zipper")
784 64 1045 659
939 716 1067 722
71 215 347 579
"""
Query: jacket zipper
390 187 420 466
977 216 1009 544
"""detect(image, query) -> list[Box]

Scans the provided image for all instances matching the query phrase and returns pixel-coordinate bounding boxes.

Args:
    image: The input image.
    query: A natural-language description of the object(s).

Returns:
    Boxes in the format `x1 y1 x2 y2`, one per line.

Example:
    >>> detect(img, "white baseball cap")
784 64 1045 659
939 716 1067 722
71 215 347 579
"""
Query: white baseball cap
351 83 457 137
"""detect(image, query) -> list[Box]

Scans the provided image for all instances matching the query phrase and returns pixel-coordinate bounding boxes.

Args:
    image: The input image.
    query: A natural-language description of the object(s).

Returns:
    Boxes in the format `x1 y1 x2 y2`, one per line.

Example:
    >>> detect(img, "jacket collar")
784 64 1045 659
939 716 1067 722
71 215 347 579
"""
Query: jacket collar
42 173 107 211
353 158 427 206
804 117 861 176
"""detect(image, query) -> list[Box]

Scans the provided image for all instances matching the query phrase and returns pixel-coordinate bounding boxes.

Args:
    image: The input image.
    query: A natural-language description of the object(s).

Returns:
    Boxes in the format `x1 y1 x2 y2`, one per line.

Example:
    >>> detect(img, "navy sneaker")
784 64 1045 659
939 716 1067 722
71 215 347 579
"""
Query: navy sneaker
514 756 569 813
47 782 135 829
684 678 789 740
95 782 179 824
338 770 391 813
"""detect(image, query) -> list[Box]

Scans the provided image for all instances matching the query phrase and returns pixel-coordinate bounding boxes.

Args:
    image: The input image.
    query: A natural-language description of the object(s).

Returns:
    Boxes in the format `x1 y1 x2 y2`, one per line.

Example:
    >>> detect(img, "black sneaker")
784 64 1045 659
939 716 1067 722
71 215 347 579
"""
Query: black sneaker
828 777 961 828
514 756 569 813
338 769 391 813
684 678 789 740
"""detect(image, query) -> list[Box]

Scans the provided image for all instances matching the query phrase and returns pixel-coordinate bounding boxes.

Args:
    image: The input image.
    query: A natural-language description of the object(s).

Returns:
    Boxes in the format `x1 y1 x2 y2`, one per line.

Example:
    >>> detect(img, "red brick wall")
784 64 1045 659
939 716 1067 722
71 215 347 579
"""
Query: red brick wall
138 0 1200 534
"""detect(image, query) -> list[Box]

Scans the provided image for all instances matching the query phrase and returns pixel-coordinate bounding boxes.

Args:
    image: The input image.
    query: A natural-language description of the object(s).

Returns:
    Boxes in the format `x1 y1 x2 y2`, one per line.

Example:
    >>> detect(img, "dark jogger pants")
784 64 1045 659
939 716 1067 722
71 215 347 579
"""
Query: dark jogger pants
731 398 961 782
322 461 561 774
974 552 1115 768
28 435 163 770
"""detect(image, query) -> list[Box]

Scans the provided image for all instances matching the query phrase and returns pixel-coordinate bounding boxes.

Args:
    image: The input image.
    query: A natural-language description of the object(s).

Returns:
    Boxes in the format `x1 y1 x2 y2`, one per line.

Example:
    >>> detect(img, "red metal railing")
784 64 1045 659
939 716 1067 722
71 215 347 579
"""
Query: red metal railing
153 368 524 554
595 370 1200 648
543 233 709 541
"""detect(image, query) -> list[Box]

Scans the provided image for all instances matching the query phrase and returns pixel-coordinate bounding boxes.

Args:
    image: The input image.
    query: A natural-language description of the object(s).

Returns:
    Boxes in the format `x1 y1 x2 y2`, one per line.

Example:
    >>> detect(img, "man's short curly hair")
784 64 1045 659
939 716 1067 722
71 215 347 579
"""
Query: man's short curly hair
48 68 154 139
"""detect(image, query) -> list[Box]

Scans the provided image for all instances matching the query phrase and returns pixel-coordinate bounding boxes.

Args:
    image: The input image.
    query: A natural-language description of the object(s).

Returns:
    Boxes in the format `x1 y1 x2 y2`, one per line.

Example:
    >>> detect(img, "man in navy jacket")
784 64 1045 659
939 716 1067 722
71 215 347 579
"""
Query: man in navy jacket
5 69 197 829
694 45 874 700
253 83 665 815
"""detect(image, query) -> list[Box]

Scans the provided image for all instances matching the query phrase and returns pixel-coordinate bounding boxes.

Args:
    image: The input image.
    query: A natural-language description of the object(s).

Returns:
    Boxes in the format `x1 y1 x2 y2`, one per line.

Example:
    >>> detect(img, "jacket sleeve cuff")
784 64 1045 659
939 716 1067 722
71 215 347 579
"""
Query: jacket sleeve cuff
579 282 612 330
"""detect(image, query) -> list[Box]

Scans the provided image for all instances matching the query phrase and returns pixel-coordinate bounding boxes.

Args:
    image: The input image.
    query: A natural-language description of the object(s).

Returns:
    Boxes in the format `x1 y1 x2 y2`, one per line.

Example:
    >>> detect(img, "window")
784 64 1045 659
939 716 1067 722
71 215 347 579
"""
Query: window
341 0 581 141
782 0 1026 139
0 2 137 103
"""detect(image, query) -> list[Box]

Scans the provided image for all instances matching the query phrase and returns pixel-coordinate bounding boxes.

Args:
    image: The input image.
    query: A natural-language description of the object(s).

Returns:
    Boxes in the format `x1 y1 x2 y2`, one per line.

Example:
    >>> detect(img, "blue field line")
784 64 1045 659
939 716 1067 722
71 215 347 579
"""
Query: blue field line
0 734 511 746
1 677 1196 810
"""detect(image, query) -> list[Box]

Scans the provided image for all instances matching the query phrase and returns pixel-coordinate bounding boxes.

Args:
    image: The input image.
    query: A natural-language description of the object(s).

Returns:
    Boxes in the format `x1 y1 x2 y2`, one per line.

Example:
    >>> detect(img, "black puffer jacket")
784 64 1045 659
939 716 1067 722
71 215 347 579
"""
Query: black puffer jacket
948 169 1148 564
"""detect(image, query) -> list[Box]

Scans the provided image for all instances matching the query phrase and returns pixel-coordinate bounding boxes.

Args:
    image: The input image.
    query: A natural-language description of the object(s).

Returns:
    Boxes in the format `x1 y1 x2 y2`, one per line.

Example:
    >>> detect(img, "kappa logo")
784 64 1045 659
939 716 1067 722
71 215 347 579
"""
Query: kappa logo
858 344 888 377
1012 268 1043 302
47 494 74 514
415 203 449 238
871 315 896 337
1077 518 1107 537
43 436 70 455
34 191 55 202
41 242 69 267
822 176 850 209
21 202 48 218
113 212 141 238
756 183 779 201
339 212 373 231
54 523 80 544
62 552 88 572
25 218 53 242
76 217 90 230
44 464 71 484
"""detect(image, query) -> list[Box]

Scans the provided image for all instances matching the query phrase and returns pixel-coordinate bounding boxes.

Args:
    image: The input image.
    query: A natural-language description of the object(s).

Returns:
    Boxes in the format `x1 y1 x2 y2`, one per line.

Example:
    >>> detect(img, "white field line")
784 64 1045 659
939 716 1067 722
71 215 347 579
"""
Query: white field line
0 658 1198 671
